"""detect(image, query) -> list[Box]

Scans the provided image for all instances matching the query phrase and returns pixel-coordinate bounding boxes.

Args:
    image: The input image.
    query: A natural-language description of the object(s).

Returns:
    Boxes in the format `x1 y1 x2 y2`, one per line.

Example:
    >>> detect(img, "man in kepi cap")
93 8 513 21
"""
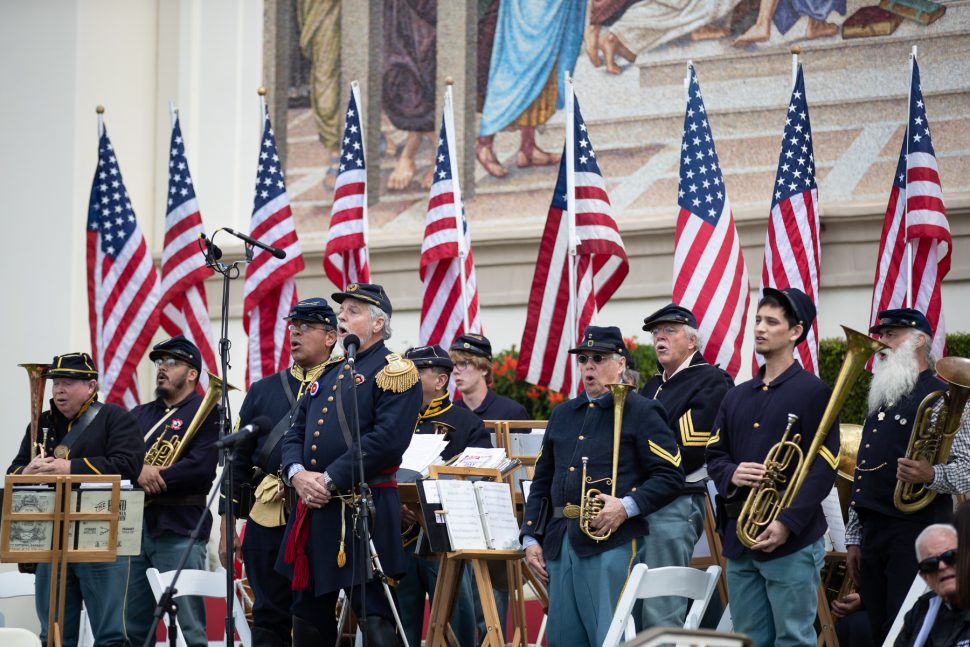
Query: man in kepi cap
450 333 529 421
125 336 221 647
707 287 840 647
522 325 684 647
220 297 341 647
8 352 144 647
638 304 734 630
279 283 422 645
396 345 491 646
845 307 970 643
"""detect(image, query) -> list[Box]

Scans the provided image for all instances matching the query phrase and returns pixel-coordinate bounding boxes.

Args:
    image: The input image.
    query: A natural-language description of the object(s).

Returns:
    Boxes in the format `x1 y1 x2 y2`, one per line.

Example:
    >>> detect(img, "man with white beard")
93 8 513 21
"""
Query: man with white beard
845 308 970 644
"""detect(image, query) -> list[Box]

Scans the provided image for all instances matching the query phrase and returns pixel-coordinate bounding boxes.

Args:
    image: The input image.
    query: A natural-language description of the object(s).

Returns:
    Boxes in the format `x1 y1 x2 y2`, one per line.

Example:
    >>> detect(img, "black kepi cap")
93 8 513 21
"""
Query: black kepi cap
568 325 627 355
149 335 202 372
332 282 393 316
405 345 454 371
284 297 337 327
43 352 99 380
869 307 932 337
642 303 698 331
449 334 492 361
762 287 817 345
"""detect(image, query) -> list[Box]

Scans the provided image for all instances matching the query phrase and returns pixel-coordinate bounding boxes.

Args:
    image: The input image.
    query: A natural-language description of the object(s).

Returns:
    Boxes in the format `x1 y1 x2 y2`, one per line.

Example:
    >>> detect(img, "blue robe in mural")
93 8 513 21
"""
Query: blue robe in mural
773 0 846 34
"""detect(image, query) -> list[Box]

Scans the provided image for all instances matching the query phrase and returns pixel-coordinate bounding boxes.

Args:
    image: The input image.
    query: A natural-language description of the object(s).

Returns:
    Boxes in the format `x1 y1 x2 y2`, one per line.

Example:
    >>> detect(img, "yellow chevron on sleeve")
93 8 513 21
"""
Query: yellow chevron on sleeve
818 446 840 471
648 440 682 467
679 410 711 447
707 428 721 446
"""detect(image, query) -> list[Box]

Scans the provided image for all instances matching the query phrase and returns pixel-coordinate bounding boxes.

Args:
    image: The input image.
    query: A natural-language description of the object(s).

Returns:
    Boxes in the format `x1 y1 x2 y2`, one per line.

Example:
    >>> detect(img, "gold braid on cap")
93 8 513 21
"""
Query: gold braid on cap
376 354 419 393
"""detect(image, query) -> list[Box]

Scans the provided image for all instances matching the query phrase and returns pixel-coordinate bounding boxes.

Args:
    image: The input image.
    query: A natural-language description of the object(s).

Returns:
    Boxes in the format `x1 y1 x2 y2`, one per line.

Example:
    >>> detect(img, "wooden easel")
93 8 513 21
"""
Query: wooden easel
689 495 729 606
424 465 530 647
1 474 121 647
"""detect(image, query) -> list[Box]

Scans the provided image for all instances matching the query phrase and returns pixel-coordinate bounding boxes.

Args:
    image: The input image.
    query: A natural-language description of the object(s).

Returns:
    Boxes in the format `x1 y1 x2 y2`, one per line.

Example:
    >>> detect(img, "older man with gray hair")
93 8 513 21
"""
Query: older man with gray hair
637 303 734 630
846 308 970 643
895 523 970 646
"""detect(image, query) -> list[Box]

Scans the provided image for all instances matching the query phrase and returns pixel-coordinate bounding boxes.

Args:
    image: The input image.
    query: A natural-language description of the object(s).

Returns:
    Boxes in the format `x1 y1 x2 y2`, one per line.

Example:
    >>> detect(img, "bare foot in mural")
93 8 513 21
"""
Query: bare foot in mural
517 126 560 168
691 24 731 40
601 31 636 75
420 167 434 190
805 17 839 39
387 131 430 190
476 136 508 178
585 24 603 67
734 21 772 45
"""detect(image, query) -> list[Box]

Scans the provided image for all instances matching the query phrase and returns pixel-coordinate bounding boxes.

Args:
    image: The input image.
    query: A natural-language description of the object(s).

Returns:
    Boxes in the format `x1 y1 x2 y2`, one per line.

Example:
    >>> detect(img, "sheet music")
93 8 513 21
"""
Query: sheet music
67 490 145 556
436 480 488 550
474 481 520 550
7 489 56 551
422 479 446 523
520 480 532 504
451 447 508 469
400 435 450 473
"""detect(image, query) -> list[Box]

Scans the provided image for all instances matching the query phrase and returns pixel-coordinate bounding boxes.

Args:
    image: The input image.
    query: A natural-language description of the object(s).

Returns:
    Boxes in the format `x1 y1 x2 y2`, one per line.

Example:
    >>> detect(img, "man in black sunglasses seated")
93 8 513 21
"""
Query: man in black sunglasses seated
895 524 970 646
521 325 684 647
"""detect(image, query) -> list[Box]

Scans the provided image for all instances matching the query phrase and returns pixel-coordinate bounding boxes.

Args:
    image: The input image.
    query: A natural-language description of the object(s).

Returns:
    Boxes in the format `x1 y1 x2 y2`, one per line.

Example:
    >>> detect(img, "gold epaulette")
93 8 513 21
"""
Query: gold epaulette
375 354 419 393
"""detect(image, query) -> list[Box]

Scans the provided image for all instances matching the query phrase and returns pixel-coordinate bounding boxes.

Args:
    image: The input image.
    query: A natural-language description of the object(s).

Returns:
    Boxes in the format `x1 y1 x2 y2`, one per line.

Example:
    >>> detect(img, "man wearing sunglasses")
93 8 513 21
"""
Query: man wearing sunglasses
219 297 340 647
522 325 684 647
126 335 220 647
845 308 970 644
896 524 970 646
638 303 734 630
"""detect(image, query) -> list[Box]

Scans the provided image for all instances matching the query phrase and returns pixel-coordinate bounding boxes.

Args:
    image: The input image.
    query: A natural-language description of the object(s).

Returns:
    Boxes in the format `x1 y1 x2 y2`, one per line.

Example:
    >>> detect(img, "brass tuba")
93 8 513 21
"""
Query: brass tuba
21 363 51 460
736 326 886 548
894 356 970 513
145 372 237 466
579 383 632 542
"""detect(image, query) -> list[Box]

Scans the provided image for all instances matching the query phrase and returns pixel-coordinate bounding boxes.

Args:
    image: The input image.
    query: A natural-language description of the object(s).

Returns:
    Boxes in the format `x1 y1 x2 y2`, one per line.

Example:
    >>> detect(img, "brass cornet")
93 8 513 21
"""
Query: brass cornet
145 372 237 466
579 383 632 542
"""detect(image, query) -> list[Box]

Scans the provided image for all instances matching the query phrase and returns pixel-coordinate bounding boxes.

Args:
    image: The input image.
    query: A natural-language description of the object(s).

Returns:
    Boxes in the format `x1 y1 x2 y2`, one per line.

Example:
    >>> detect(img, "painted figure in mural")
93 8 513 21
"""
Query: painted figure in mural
297 0 341 188
733 0 843 45
475 0 586 178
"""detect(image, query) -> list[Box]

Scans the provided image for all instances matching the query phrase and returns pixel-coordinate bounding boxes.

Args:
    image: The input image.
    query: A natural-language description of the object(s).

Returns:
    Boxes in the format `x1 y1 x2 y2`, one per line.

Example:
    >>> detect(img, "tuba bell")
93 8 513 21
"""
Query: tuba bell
736 326 886 548
21 363 51 460
579 383 632 542
894 356 970 513
145 371 237 466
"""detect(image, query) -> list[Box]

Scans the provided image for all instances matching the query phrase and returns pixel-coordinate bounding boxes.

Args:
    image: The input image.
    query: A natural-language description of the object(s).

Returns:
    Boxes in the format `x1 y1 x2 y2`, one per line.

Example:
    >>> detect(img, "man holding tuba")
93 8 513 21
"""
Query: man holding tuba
706 287 840 647
126 335 221 647
522 325 684 647
845 308 970 643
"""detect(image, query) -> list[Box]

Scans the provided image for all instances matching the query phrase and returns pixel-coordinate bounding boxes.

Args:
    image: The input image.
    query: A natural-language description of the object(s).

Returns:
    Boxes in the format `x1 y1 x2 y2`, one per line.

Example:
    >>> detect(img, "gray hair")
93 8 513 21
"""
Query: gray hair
915 330 935 369
624 368 641 390
683 324 705 354
368 305 392 340
915 523 956 560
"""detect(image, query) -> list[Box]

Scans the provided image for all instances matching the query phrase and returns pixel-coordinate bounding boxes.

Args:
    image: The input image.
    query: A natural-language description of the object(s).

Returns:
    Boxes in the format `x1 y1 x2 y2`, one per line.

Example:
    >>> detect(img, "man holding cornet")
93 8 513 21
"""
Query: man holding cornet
707 288 840 647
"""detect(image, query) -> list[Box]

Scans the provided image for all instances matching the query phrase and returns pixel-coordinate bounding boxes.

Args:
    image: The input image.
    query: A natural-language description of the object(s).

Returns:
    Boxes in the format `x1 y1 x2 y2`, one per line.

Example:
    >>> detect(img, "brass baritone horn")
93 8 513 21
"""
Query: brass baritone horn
145 371 238 466
579 383 633 542
894 356 970 513
736 326 886 549
21 363 51 460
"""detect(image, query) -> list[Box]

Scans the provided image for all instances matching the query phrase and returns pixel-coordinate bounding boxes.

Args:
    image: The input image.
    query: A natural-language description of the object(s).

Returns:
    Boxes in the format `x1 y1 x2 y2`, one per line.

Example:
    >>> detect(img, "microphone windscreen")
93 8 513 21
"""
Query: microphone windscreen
343 334 361 352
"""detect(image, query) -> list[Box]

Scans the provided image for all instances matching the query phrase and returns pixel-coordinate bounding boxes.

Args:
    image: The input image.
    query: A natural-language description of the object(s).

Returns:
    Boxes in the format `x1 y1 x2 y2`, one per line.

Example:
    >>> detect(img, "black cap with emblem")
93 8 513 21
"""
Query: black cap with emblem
43 352 99 380
284 297 337 327
332 282 393 316
149 335 203 372
642 303 698 332
869 307 933 337
449 333 492 361
404 345 454 371
568 325 626 355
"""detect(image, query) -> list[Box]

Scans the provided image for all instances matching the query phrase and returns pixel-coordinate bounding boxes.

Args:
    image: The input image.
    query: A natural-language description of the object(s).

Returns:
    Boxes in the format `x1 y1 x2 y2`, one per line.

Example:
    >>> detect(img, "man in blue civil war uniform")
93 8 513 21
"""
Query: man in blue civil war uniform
450 333 529 421
638 304 734 629
845 308 970 644
397 344 491 646
126 336 220 647
279 283 422 646
9 352 144 647
706 287 840 647
522 325 685 647
219 297 340 647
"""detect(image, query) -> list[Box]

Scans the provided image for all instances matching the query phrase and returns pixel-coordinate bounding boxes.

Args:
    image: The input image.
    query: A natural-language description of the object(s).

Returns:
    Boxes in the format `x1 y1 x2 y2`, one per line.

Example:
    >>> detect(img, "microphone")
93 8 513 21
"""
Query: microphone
343 334 361 365
216 416 272 449
223 228 287 259
198 234 223 260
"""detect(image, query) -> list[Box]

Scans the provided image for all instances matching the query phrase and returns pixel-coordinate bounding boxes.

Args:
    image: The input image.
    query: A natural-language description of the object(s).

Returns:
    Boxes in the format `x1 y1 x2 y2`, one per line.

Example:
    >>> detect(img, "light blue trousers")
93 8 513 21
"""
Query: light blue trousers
637 492 706 630
546 534 641 647
726 538 825 647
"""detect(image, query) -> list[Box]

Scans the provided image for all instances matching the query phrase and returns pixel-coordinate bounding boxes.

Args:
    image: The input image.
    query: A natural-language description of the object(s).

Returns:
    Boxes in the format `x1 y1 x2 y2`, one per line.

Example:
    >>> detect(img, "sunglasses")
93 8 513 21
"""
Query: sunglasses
917 549 957 574
576 354 610 365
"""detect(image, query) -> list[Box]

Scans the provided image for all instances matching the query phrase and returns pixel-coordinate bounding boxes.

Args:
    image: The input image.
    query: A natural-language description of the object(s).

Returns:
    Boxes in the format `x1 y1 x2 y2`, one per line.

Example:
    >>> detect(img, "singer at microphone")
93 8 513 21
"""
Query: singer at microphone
217 416 272 449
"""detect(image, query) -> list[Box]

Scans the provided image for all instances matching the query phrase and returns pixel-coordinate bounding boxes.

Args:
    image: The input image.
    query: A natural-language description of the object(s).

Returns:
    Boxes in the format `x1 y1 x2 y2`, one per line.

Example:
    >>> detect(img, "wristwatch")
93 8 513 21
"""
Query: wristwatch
323 472 337 493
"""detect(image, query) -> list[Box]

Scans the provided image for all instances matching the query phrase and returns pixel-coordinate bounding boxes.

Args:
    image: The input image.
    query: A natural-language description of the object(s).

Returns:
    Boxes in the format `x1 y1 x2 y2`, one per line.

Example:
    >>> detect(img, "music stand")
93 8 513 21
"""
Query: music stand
1 474 121 647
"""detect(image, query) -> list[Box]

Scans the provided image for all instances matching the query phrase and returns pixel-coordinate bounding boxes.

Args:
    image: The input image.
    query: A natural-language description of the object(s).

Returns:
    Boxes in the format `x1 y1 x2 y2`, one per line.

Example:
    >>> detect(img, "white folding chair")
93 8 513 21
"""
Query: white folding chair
0 627 42 647
882 574 930 647
715 604 733 633
602 564 722 647
0 571 35 599
145 567 252 647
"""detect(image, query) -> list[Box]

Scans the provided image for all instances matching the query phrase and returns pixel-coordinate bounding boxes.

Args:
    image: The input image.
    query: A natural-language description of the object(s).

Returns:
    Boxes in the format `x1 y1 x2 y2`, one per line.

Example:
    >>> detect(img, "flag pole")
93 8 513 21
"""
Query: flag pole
565 72 578 398
351 80 371 283
444 80 471 333
169 101 177 129
905 46 916 308
97 104 105 138
791 46 799 87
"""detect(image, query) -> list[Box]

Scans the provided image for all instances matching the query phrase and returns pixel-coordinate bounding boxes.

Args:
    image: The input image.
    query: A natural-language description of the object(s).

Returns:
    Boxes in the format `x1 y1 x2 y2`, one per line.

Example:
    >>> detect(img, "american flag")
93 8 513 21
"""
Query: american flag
323 85 370 290
159 115 217 389
86 125 161 407
758 64 821 375
243 107 305 388
517 90 629 394
869 58 950 359
419 91 482 347
673 65 750 378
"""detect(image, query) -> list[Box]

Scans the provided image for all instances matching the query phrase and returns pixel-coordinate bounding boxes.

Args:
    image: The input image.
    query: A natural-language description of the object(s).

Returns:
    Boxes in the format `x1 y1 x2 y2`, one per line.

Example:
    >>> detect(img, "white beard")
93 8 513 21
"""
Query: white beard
868 334 920 414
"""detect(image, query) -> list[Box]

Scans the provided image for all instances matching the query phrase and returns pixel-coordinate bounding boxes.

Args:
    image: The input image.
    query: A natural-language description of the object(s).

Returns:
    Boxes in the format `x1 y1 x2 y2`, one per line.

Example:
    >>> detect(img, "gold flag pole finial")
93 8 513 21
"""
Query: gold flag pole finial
257 87 267 97
96 105 105 114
